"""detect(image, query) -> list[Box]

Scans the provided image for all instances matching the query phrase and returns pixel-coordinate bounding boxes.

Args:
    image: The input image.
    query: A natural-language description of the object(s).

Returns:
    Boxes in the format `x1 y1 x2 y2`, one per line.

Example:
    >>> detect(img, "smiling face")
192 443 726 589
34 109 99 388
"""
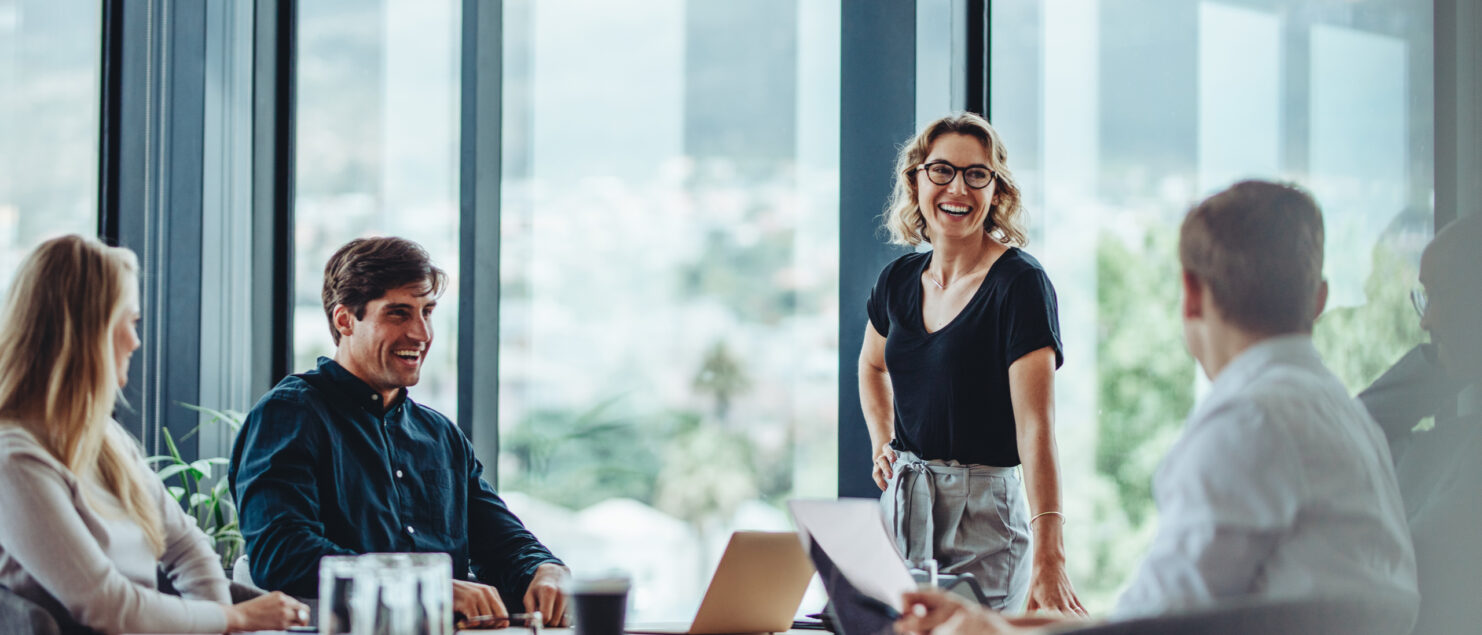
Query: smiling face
112 279 141 388
915 133 997 244
332 280 437 403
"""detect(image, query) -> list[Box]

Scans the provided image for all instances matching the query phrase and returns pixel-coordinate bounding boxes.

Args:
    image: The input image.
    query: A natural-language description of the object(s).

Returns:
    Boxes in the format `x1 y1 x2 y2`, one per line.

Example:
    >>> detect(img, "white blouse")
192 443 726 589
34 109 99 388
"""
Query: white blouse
0 425 230 634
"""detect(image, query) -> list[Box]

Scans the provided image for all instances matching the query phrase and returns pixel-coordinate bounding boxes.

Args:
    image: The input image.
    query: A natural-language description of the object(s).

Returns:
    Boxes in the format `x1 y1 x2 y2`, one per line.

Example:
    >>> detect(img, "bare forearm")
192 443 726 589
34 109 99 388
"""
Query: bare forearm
1007 348 1067 562
1007 347 1081 612
859 364 895 453
1018 423 1066 562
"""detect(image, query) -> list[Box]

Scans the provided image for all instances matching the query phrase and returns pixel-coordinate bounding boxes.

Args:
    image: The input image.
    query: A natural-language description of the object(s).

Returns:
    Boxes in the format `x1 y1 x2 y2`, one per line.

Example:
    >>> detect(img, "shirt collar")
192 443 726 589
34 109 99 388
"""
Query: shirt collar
1199 334 1323 410
315 356 408 413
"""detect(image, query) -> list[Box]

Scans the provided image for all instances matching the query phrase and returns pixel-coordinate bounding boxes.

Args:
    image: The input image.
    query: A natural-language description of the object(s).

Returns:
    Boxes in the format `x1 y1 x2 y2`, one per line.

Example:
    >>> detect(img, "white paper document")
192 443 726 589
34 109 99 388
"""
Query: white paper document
788 498 917 611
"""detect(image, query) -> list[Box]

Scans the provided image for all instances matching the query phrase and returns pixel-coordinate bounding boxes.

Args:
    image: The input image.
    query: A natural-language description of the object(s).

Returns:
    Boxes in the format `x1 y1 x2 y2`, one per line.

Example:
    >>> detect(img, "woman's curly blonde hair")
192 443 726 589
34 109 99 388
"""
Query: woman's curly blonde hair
883 112 1026 247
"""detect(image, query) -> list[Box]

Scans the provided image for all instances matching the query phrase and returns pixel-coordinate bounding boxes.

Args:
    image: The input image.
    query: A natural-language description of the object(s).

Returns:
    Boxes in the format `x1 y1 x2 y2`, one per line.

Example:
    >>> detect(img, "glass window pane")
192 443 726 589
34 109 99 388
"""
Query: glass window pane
0 0 100 289
991 0 1432 611
293 0 461 414
499 0 840 620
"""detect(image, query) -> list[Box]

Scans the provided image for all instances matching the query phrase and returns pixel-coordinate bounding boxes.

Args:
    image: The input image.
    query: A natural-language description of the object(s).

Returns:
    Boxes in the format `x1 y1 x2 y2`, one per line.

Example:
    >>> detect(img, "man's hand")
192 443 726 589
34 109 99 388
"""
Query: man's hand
896 589 1019 635
453 579 508 624
524 563 571 626
895 589 968 635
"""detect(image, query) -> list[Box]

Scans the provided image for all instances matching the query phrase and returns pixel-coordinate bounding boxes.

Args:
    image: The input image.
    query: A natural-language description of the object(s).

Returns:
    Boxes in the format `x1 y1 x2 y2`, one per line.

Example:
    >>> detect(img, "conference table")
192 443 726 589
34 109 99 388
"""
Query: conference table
132 630 824 635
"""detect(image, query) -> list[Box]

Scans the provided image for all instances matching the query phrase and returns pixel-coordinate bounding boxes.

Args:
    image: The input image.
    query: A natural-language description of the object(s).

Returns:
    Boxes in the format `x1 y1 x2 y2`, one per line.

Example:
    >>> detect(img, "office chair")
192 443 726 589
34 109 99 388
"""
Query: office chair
0 585 61 635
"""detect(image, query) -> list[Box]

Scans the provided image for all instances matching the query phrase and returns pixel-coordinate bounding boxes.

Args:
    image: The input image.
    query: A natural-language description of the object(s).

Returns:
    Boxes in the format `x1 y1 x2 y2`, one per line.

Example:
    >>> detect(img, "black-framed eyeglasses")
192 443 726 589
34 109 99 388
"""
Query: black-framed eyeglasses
915 161 996 189
1410 287 1428 319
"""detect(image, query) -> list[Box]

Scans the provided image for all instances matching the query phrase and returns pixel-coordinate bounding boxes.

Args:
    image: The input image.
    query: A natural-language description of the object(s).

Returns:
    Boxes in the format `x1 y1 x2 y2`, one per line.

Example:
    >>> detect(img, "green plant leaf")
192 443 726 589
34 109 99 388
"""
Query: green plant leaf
152 401 246 570
188 459 216 479
176 402 246 433
156 464 195 483
161 428 184 462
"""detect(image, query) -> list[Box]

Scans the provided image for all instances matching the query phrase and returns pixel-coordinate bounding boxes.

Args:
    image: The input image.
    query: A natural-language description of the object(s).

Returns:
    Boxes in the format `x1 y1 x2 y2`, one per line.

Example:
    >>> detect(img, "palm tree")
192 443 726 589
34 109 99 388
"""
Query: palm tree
692 340 751 421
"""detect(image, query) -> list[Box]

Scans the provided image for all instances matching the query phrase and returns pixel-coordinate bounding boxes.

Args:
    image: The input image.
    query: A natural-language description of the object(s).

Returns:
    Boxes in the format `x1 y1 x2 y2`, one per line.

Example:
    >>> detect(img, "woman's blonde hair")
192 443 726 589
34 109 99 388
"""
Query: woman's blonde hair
0 235 163 554
883 112 1027 247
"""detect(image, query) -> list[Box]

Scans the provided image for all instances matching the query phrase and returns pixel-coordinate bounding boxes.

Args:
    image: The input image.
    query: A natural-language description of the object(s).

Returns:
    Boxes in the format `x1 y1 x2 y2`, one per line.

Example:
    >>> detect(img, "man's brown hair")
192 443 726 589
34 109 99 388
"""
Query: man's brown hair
322 236 448 344
1179 180 1325 335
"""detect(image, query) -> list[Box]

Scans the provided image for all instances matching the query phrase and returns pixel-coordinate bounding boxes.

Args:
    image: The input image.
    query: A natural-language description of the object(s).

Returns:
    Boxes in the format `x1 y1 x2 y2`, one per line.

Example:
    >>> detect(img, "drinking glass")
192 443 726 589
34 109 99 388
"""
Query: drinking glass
319 552 453 635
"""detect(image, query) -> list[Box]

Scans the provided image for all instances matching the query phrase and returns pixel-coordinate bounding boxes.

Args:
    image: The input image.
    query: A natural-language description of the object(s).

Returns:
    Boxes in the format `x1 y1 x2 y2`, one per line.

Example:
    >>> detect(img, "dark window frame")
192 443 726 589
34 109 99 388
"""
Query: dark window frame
457 0 502 464
97 0 209 460
836 1 919 498
97 0 295 462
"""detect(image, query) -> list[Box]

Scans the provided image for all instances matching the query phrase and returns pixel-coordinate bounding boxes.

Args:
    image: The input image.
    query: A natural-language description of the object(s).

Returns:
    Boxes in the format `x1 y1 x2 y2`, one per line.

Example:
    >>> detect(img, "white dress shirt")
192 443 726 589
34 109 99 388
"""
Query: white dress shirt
1114 335 1418 627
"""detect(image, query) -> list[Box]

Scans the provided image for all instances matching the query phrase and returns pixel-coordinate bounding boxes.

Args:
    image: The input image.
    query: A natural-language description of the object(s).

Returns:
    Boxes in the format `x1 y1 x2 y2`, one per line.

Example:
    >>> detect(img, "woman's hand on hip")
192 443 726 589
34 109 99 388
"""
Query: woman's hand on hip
872 446 898 491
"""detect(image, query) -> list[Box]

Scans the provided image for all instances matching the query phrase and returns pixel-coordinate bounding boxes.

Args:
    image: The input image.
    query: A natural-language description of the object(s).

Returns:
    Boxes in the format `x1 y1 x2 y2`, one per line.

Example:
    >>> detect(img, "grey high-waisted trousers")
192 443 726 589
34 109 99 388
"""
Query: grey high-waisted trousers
881 450 1031 610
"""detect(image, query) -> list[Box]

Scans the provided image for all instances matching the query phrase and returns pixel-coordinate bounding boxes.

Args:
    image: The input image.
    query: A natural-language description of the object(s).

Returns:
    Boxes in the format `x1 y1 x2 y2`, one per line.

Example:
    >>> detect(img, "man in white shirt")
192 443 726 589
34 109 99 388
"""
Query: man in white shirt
895 180 1419 634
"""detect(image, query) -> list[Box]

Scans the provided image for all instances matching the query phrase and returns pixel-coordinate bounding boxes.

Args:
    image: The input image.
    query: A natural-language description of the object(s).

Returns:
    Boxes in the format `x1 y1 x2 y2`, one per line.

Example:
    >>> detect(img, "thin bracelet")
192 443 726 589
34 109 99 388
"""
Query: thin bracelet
1030 510 1065 524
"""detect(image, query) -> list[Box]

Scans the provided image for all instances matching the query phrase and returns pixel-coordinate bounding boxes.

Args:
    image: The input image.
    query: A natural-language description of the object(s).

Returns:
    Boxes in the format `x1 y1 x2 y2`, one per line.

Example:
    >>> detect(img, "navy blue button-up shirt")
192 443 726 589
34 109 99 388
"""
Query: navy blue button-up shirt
229 357 561 598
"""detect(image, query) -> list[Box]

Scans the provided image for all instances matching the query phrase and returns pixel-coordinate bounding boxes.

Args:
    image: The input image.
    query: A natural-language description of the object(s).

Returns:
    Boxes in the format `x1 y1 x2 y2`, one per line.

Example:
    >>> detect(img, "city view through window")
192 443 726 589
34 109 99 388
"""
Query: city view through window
991 0 1434 608
496 0 841 620
0 0 100 290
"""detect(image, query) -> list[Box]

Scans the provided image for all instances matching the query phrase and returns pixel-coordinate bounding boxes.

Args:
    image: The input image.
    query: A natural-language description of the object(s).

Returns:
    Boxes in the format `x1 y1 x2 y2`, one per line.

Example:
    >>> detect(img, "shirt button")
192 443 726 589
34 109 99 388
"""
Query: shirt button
371 394 379 401
395 470 404 479
406 526 416 535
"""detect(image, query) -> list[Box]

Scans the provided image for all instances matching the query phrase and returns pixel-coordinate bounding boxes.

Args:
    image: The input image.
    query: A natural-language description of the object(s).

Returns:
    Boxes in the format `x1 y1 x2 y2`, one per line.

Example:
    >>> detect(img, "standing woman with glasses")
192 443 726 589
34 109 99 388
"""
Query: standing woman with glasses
858 112 1084 614
0 235 309 633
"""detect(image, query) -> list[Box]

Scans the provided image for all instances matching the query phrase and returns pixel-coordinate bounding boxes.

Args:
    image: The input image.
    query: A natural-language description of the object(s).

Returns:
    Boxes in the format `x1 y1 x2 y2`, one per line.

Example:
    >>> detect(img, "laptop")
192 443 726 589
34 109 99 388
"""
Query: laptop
787 499 917 635
806 539 898 635
625 531 815 635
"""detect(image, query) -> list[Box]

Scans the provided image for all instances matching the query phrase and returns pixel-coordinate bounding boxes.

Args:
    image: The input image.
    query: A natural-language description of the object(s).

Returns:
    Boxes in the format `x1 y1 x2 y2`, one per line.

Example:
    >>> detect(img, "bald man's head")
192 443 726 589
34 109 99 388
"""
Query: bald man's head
1420 213 1482 381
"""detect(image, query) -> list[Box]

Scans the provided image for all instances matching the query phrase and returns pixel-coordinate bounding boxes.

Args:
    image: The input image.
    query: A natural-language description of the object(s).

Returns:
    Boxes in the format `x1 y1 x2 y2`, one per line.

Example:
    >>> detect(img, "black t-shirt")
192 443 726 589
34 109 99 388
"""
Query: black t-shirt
866 248 1063 467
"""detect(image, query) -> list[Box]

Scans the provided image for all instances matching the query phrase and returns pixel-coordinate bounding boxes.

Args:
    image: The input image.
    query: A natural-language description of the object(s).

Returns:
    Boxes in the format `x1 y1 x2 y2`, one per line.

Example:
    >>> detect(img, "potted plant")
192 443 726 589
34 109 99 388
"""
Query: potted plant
148 403 246 572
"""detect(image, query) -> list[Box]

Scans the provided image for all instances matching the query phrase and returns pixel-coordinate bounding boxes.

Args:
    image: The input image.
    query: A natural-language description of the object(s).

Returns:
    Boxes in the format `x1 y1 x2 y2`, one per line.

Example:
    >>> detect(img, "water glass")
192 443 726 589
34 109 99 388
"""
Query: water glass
319 555 360 634
319 552 453 635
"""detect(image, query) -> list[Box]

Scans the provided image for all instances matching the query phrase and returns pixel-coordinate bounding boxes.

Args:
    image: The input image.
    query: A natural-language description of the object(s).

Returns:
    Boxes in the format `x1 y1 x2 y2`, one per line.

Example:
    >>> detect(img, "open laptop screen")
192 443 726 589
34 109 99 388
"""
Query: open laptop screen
808 539 899 635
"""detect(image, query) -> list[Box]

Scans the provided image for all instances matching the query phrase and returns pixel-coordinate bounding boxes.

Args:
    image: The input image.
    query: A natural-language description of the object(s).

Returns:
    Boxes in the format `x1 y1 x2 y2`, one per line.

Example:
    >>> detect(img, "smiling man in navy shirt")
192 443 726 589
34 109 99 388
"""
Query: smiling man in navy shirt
229 236 568 625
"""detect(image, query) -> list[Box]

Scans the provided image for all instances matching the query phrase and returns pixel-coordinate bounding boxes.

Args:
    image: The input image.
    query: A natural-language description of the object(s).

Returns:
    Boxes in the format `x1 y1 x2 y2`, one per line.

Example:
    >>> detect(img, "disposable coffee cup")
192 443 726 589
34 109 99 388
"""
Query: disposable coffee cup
568 575 630 635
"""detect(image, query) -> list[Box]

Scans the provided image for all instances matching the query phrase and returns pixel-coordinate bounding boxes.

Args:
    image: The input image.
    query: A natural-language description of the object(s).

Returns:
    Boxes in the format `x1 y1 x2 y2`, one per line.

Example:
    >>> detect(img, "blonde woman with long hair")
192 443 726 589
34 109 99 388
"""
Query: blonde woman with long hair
859 113 1083 614
0 235 308 634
